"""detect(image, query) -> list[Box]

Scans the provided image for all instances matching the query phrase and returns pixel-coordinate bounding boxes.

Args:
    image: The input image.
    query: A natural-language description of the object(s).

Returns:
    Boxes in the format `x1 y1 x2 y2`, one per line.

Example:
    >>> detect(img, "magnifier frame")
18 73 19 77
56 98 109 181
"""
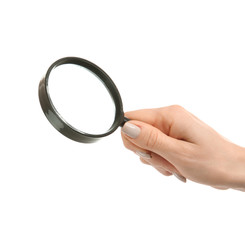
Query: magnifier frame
39 57 126 143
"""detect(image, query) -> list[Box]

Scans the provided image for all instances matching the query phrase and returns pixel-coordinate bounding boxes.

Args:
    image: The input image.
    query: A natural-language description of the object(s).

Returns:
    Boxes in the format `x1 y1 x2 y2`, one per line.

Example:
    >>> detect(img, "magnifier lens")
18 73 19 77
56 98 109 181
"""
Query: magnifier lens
39 57 126 143
48 64 116 135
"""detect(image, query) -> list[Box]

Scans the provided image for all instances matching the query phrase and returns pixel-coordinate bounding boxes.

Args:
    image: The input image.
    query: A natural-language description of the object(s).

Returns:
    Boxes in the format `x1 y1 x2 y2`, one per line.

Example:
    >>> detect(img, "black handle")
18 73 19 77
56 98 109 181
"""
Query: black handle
120 116 130 127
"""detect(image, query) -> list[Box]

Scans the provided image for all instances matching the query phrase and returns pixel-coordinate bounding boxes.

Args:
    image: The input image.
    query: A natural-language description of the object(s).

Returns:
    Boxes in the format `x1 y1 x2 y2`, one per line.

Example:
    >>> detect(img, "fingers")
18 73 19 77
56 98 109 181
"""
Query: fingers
122 107 195 184
125 106 202 143
153 165 172 176
121 133 152 160
145 152 178 174
125 108 172 135
122 120 194 167
122 131 181 175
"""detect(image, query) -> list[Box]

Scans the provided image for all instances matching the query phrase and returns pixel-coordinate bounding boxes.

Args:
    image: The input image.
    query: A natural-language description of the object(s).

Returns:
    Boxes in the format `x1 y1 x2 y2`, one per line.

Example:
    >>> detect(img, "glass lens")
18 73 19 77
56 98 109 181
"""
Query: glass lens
48 64 116 135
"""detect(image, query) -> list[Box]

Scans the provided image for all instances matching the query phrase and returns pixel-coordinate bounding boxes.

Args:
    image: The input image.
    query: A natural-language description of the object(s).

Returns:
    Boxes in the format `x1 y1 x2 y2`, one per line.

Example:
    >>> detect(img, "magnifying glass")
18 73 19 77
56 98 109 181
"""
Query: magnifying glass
38 57 129 143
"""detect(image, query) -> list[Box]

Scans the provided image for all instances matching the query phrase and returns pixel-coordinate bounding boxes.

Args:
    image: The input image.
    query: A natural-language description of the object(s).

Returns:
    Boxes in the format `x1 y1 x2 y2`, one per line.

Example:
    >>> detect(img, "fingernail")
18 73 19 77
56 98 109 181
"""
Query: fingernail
135 151 152 160
122 122 141 138
173 173 186 183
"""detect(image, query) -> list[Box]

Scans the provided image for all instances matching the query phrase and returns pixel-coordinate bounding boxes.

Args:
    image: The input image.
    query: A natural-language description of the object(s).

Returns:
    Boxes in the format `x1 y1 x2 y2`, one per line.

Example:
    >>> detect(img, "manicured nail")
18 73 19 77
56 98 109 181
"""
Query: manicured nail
135 151 152 160
122 122 141 138
173 173 186 183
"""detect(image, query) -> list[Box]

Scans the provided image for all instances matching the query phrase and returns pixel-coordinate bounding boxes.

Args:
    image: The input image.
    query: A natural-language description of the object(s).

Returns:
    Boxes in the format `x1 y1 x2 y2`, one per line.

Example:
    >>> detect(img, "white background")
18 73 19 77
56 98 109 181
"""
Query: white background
1 1 245 239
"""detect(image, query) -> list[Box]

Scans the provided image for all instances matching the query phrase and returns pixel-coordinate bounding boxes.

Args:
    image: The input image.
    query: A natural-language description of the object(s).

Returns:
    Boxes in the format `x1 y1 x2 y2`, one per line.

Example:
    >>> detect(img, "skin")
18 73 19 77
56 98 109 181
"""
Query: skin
121 105 245 191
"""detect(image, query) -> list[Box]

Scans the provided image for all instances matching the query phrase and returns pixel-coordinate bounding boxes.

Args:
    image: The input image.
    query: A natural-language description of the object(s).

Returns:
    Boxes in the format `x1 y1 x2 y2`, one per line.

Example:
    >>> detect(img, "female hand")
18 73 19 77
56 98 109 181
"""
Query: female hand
121 105 245 191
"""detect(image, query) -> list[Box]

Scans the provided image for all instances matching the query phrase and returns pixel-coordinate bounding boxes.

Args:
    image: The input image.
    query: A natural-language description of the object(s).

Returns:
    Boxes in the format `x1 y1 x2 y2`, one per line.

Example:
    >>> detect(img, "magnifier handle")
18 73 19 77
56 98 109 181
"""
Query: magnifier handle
120 116 130 127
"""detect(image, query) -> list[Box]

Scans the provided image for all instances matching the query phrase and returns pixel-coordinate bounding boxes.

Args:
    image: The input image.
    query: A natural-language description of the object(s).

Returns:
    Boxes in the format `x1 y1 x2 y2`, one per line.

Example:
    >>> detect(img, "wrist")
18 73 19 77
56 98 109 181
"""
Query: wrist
227 144 245 191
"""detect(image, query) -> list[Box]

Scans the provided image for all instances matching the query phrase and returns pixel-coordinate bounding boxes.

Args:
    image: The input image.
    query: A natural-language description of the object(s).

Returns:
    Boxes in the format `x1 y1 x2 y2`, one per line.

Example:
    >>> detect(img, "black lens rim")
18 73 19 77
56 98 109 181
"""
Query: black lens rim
38 57 125 143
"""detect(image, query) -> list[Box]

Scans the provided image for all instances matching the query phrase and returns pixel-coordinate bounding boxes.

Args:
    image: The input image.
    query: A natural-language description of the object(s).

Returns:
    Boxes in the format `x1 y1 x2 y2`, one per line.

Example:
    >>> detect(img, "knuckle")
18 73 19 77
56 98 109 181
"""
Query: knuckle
145 129 160 149
169 104 184 113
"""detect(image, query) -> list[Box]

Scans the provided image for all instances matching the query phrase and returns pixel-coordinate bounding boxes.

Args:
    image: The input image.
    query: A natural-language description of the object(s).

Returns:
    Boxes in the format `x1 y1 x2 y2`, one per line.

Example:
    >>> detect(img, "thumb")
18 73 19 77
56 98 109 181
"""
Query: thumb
122 121 187 165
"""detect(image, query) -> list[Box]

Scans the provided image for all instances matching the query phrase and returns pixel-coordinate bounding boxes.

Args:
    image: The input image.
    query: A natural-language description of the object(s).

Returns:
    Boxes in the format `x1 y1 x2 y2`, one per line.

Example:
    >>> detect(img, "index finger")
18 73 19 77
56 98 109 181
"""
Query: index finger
125 108 173 135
